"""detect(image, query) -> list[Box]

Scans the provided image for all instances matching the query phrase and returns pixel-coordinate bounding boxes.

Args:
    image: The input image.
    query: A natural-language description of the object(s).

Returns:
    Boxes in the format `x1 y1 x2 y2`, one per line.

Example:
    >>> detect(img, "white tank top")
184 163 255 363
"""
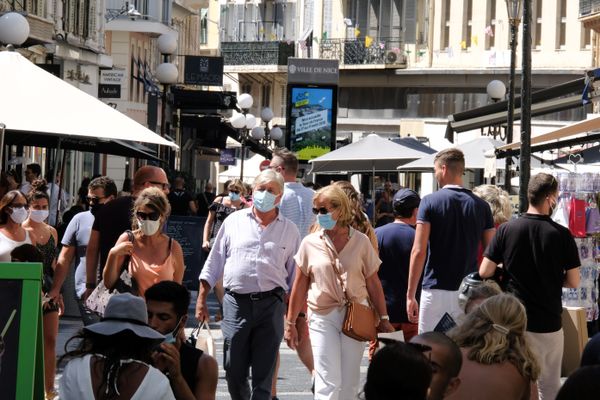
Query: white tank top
0 229 32 262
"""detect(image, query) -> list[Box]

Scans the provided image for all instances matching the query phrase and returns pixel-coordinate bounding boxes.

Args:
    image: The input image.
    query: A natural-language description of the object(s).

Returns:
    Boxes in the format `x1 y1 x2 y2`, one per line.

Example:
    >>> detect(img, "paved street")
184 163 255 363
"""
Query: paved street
55 292 371 399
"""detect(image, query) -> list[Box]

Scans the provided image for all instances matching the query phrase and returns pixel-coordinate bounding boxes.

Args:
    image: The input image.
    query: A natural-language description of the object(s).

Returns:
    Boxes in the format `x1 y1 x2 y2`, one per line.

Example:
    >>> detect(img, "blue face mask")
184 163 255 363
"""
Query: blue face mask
163 317 183 345
253 190 277 212
229 192 240 201
317 213 337 230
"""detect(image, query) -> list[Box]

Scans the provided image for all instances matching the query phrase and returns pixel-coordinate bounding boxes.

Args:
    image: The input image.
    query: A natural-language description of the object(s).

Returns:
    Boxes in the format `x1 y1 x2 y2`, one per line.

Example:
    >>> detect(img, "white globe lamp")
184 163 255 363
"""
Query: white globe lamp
155 63 178 84
260 107 274 122
270 126 283 141
251 126 265 139
0 12 30 46
245 114 257 129
157 34 178 55
230 112 246 129
238 93 253 110
486 80 507 101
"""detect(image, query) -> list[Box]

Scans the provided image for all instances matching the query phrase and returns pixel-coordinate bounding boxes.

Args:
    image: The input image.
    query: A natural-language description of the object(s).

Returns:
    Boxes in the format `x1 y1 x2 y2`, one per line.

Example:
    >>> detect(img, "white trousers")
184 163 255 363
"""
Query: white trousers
309 307 366 400
526 329 564 400
418 288 462 334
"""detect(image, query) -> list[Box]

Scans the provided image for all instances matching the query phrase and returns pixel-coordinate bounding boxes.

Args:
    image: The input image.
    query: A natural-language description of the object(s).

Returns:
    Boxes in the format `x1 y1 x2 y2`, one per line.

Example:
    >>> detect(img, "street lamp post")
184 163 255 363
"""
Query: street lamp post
0 12 30 172
250 107 284 147
505 0 523 193
231 93 256 180
519 0 532 213
155 33 178 165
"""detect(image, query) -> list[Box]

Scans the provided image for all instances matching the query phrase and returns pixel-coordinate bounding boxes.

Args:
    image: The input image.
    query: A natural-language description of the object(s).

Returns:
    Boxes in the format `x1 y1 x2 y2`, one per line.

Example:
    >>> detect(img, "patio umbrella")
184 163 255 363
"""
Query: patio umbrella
0 49 177 165
308 133 434 211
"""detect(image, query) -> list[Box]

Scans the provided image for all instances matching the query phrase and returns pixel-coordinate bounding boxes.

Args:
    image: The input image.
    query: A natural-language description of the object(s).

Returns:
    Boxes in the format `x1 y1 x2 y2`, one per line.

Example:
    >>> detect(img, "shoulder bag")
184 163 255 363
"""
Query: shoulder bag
85 230 137 316
188 321 216 358
323 236 378 342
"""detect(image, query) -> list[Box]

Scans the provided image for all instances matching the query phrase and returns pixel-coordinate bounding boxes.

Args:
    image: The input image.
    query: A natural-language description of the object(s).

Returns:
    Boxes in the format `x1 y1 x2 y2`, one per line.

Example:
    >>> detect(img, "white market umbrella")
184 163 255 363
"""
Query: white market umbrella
308 134 433 214
0 50 177 153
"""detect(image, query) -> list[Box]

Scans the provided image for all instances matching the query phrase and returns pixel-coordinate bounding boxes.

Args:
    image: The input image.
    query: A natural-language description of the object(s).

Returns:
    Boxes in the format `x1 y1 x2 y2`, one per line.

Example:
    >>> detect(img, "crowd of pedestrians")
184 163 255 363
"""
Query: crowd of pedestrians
3 144 600 400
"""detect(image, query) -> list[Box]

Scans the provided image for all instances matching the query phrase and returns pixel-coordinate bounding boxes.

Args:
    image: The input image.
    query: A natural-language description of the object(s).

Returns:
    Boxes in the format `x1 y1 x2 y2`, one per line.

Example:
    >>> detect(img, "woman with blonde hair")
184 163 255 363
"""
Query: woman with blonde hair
447 294 540 400
332 180 378 250
472 185 512 226
103 187 184 297
285 184 393 399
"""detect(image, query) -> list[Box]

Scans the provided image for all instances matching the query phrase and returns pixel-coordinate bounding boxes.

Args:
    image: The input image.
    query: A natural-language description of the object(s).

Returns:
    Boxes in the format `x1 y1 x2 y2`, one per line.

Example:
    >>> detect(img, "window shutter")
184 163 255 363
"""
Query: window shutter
403 0 416 43
88 0 96 39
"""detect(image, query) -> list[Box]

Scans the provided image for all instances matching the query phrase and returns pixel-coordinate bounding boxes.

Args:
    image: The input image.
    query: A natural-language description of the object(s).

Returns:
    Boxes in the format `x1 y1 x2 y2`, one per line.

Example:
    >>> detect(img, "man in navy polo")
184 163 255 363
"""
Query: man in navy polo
406 148 495 333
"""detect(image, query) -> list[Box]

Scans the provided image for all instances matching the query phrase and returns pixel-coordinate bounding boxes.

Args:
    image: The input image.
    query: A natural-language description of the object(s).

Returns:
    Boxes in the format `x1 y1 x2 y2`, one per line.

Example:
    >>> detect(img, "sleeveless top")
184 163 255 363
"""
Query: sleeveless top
0 229 32 262
209 198 246 241
37 235 58 293
129 237 174 296
180 343 204 392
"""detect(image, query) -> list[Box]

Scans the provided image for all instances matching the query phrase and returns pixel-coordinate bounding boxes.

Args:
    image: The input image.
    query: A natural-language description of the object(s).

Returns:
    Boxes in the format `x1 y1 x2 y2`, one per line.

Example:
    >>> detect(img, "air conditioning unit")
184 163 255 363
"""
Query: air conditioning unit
384 50 407 69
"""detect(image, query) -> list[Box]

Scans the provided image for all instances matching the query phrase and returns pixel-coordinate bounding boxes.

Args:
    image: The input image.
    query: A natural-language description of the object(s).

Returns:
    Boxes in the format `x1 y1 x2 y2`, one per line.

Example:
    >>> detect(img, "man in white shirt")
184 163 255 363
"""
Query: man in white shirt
196 169 301 400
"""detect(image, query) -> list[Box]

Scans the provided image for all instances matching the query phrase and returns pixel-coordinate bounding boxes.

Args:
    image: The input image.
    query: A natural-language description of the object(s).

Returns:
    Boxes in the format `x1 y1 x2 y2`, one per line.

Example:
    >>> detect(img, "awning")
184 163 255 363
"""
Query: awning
497 115 600 152
445 72 599 141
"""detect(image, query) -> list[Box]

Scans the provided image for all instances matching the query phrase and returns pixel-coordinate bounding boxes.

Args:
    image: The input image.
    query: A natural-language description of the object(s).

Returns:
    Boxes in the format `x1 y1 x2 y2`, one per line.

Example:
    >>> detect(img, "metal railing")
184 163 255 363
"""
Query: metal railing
319 37 407 67
580 0 600 17
221 41 295 66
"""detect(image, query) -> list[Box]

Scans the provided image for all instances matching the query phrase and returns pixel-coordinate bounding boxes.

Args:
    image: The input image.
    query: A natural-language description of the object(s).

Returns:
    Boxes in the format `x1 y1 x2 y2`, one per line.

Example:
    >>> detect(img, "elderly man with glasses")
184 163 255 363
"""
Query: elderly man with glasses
196 169 301 400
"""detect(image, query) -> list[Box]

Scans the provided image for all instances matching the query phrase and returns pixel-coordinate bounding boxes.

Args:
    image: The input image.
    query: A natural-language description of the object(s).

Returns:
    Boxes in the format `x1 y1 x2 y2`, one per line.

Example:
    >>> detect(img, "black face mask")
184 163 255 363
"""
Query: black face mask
90 203 104 216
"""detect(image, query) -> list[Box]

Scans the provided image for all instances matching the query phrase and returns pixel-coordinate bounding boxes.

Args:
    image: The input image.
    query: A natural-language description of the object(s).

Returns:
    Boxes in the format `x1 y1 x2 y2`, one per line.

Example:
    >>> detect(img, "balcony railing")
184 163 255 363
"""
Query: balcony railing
319 38 407 68
221 41 295 66
580 0 600 17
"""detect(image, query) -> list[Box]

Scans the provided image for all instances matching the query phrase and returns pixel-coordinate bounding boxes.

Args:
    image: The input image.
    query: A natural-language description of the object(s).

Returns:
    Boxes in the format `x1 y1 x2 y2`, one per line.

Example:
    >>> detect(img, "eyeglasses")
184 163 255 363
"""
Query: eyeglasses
147 181 170 190
312 207 330 215
268 165 284 170
9 204 28 210
86 196 105 205
136 211 161 221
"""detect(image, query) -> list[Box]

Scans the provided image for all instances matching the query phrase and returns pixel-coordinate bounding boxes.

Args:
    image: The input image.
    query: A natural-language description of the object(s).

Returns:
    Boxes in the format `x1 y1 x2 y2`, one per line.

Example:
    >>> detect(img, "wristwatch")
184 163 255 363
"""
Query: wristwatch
380 315 390 321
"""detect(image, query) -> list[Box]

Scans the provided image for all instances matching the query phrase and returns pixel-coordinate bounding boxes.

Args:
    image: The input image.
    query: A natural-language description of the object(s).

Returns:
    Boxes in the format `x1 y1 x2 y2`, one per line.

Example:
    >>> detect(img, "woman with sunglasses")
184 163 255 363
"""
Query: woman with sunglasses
285 184 394 400
201 178 248 252
0 190 34 262
103 187 184 297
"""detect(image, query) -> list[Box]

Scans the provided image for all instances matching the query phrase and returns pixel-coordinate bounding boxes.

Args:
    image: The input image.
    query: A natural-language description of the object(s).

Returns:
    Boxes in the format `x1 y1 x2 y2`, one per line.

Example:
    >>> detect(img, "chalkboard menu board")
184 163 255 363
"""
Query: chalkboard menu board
166 216 206 290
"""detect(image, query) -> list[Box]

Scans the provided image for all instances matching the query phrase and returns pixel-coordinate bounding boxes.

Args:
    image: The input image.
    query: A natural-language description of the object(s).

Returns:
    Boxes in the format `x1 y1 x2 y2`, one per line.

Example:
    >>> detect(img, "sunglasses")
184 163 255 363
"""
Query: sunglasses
136 211 161 221
229 190 240 194
147 181 170 190
312 207 330 215
86 196 105 205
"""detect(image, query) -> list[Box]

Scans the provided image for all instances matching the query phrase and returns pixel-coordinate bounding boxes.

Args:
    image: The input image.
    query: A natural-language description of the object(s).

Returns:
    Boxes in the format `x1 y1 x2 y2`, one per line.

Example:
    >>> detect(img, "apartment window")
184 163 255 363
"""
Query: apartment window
441 0 451 50
349 0 405 41
582 27 592 50
200 9 208 44
463 0 473 49
262 85 272 109
485 0 496 49
130 44 136 102
534 0 542 48
557 0 566 49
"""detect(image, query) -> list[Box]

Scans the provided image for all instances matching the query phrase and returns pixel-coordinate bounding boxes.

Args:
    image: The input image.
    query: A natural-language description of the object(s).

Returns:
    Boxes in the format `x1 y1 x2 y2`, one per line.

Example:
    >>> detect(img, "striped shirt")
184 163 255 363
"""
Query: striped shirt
278 182 315 239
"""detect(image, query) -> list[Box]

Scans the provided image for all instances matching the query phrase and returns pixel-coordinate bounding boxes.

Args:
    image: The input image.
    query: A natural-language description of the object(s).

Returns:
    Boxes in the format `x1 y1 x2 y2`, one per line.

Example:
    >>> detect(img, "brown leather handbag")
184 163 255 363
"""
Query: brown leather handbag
324 236 378 342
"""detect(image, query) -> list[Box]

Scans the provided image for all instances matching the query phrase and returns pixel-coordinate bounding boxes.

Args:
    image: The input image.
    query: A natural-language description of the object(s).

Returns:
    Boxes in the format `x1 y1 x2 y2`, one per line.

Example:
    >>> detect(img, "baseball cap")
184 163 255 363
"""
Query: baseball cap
393 189 421 211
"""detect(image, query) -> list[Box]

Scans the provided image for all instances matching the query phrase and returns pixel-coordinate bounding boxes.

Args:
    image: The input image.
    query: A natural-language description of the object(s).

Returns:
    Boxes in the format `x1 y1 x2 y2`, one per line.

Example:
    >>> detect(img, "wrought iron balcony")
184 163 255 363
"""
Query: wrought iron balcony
319 38 407 68
221 41 295 66
580 0 600 17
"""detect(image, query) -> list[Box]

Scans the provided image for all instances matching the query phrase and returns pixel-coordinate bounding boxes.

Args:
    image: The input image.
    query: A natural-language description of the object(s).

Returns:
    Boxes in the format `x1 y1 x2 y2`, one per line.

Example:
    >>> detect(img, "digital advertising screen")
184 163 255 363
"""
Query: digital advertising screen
286 85 337 161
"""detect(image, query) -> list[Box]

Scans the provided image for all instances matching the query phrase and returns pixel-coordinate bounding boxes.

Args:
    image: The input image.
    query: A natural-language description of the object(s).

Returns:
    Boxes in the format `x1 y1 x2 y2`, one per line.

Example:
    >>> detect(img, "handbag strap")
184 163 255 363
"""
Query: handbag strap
119 230 135 274
322 234 351 305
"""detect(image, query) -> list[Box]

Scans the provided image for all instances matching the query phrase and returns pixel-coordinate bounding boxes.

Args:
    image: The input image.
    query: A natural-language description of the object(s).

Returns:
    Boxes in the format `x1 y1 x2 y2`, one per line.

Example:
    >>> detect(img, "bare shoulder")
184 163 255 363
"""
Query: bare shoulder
197 352 218 375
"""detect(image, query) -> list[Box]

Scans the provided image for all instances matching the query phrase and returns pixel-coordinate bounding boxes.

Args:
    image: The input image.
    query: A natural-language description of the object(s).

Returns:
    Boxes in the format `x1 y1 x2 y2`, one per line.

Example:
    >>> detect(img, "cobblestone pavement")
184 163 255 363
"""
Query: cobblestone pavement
55 292 370 399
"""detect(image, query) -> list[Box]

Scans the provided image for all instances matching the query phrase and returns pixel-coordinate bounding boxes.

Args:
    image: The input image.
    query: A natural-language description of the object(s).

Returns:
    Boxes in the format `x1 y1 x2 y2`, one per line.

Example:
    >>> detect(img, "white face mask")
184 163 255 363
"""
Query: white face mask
9 207 29 224
138 218 161 236
29 209 49 223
